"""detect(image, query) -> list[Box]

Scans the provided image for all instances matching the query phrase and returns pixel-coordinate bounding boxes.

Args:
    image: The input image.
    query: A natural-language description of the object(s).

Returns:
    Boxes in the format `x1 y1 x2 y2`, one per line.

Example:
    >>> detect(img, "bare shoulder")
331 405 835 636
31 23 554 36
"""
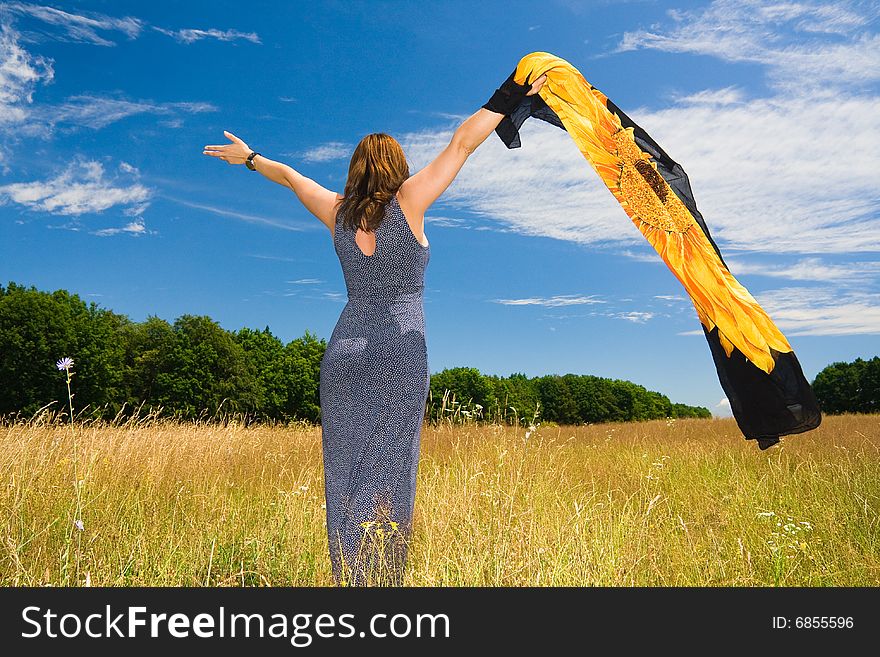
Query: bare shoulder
323 193 344 234
396 183 430 248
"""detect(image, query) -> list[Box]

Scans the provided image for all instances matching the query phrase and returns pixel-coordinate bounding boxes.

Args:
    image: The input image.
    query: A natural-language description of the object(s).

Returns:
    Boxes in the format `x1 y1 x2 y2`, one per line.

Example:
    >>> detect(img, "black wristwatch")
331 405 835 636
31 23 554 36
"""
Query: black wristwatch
245 151 261 171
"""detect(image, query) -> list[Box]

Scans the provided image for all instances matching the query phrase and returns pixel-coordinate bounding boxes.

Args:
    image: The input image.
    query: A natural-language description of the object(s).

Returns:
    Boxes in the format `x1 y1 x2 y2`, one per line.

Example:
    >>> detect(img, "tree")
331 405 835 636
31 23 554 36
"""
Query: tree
813 357 880 414
284 330 325 423
0 281 721 424
534 374 579 424
234 326 288 420
0 282 126 418
151 314 261 419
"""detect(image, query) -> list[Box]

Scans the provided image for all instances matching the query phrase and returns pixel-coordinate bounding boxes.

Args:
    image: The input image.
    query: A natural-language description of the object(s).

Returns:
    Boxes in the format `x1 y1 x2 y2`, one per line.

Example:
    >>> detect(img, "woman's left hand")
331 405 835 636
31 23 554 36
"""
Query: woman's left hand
203 130 252 164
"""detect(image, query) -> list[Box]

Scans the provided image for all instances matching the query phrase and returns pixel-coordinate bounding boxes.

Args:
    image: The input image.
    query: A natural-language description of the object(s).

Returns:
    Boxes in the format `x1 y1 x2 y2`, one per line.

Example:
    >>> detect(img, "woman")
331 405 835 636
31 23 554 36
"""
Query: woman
203 69 547 585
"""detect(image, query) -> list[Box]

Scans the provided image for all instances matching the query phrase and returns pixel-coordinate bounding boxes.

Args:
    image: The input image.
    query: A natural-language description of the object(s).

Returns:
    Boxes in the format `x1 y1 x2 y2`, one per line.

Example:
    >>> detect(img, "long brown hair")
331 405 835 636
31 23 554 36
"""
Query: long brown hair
336 133 410 233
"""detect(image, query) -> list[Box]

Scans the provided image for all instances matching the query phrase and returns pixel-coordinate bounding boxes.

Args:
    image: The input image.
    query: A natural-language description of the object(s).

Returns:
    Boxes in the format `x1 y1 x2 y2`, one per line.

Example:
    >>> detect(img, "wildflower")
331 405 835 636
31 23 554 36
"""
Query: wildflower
56 357 74 371
74 519 84 531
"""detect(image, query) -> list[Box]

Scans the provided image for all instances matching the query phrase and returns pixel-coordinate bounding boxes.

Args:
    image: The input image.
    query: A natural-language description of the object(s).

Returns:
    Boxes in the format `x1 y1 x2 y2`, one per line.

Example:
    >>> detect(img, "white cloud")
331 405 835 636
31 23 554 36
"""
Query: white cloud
245 254 299 262
21 94 217 135
92 218 149 237
715 397 732 417
402 122 651 251
616 0 880 93
152 26 261 45
424 214 470 228
402 88 880 256
0 21 53 125
1 1 143 46
400 1 880 258
670 86 746 106
753 286 880 336
165 197 308 232
614 311 655 323
298 142 352 163
725 256 880 282
0 156 151 216
2 3 260 48
0 18 215 161
601 94 880 254
676 286 880 336
492 294 606 307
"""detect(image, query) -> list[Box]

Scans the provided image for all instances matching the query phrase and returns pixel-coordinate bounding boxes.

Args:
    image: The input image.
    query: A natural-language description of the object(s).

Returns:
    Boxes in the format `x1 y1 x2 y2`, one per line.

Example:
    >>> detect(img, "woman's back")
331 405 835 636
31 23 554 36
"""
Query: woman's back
321 189 431 586
332 191 430 300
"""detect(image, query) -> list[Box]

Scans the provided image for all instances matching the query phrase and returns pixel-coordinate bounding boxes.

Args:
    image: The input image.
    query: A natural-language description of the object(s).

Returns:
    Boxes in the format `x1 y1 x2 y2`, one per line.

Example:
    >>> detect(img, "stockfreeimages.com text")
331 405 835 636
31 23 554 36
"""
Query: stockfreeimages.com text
22 605 450 646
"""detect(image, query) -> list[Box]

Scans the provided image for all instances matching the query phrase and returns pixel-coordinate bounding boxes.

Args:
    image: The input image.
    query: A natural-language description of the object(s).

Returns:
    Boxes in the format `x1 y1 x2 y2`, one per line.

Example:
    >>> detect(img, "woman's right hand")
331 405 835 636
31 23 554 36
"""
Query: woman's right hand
203 130 252 165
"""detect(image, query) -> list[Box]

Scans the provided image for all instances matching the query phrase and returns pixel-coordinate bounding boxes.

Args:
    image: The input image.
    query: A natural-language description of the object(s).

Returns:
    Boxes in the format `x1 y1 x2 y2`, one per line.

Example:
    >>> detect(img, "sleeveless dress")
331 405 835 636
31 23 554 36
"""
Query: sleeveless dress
319 191 431 586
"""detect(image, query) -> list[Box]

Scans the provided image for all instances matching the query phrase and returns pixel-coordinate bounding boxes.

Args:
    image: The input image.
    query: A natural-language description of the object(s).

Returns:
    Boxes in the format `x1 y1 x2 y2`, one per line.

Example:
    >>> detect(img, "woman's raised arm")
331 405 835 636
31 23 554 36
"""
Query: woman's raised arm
400 73 546 218
203 131 340 231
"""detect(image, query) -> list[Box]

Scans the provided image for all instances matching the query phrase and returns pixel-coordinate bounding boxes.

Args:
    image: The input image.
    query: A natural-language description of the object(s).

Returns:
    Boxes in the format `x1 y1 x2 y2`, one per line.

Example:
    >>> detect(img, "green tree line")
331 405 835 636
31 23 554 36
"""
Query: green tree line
1 281 726 425
811 356 879 414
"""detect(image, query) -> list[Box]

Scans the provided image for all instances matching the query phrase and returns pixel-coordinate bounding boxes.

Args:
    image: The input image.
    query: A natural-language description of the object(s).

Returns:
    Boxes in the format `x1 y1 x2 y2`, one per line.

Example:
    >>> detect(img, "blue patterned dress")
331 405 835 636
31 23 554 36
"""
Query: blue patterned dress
319 191 430 586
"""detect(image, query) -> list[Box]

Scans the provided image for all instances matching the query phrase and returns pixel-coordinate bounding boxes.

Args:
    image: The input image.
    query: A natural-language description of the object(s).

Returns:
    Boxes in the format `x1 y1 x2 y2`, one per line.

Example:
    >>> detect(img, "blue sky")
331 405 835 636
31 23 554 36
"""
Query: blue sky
1 0 878 417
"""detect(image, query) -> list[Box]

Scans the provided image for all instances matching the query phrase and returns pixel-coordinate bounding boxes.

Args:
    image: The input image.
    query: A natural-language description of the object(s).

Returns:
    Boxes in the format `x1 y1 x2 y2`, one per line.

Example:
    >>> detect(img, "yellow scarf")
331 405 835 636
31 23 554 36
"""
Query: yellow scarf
509 51 792 376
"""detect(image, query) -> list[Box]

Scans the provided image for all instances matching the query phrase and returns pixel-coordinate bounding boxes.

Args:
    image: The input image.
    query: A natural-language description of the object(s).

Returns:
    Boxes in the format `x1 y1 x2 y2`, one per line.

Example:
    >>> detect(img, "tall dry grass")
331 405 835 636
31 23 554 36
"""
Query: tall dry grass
1 411 877 586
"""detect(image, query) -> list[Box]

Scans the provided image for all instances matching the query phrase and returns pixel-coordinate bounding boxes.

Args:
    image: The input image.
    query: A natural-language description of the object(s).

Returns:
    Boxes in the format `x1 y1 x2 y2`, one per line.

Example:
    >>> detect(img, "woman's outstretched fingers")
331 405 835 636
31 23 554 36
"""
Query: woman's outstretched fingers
224 130 244 144
204 131 250 164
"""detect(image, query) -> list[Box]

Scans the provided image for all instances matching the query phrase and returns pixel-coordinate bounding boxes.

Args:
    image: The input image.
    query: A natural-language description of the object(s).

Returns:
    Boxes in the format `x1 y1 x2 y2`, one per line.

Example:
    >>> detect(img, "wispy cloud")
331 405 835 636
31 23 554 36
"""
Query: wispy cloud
0 156 151 216
754 286 880 336
152 26 261 45
245 253 299 263
286 278 322 284
92 218 150 237
165 197 309 232
0 14 218 160
613 311 655 323
401 1 880 257
677 285 880 336
726 256 880 282
296 142 352 163
22 94 217 136
402 123 648 251
616 0 880 93
0 21 53 126
492 294 606 307
1 2 260 48
1 1 143 46
670 86 746 107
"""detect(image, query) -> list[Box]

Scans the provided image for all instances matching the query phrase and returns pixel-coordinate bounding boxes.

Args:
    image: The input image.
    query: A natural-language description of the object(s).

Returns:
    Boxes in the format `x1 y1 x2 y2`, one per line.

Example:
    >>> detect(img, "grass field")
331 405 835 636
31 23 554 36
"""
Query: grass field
1 412 878 586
